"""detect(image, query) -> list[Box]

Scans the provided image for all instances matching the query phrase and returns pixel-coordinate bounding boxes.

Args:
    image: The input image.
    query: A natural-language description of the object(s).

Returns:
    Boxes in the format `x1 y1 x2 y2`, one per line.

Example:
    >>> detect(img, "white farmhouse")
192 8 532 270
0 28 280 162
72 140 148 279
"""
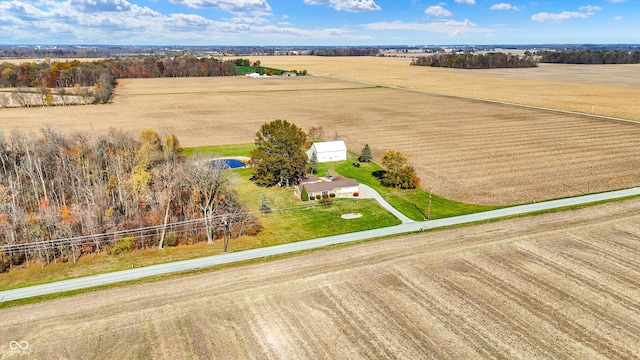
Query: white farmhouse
307 141 347 163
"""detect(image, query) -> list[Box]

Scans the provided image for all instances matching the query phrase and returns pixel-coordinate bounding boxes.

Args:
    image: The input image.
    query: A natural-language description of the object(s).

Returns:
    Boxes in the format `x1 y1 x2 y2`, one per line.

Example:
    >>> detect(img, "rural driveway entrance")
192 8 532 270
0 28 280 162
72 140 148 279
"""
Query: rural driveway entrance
357 184 414 223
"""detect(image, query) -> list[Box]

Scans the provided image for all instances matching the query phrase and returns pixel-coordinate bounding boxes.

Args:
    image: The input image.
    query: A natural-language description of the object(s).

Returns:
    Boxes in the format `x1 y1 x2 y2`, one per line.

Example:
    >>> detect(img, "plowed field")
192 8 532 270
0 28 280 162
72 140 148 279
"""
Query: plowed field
2 60 640 205
2 198 639 359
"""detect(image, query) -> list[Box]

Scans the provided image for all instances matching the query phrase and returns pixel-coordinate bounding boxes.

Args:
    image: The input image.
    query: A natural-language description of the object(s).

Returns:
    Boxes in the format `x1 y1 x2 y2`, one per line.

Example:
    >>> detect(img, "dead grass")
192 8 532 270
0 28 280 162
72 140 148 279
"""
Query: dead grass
2 198 639 359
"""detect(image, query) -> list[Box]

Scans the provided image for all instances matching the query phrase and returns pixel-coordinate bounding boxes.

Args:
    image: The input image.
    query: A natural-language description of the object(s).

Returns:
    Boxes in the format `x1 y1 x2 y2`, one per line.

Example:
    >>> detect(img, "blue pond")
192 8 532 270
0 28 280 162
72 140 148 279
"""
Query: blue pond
212 159 245 169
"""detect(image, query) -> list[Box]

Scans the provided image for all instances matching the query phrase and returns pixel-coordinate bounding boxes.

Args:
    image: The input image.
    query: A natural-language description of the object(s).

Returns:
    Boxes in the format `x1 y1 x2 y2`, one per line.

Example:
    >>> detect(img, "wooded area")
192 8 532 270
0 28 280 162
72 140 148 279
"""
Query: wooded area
410 53 537 69
0 56 238 107
0 128 259 272
539 50 640 64
310 48 379 56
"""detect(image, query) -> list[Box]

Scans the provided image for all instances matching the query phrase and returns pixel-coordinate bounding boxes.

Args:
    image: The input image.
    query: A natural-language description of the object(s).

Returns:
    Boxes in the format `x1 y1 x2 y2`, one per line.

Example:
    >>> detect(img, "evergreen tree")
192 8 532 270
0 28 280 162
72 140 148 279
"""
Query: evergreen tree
301 185 309 201
260 195 272 214
358 143 372 162
309 151 319 174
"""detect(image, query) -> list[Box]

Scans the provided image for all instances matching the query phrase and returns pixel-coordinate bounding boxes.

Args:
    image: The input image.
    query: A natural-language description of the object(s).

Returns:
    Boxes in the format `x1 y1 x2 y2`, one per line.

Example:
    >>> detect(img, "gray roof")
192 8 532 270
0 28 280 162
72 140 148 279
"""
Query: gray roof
300 176 358 193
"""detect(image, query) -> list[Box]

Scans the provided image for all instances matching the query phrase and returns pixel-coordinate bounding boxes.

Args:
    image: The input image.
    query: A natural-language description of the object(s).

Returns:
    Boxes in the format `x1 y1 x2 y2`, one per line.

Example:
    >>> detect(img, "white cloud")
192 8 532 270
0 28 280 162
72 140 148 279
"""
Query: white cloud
70 0 132 12
531 11 590 22
169 0 271 23
303 0 381 12
362 19 492 36
455 0 476 5
0 0 358 44
579 5 601 12
490 3 519 11
607 0 626 2
425 5 451 17
614 15 623 20
169 0 271 13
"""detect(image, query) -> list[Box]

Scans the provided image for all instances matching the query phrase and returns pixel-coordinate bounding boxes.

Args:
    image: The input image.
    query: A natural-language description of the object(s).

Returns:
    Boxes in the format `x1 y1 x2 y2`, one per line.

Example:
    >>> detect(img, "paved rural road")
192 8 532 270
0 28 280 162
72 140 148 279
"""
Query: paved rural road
2 187 640 302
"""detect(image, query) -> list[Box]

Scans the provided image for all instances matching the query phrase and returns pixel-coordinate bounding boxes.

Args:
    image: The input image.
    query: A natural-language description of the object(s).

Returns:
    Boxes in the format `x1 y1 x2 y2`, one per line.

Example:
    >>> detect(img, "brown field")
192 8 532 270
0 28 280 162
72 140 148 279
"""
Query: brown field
1 57 640 205
264 56 640 120
2 198 639 359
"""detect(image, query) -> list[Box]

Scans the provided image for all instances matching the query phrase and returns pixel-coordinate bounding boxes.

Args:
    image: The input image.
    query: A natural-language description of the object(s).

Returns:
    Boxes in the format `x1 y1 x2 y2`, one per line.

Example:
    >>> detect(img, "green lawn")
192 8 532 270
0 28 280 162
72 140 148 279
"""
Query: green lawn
321 155 499 221
181 143 255 157
229 167 400 248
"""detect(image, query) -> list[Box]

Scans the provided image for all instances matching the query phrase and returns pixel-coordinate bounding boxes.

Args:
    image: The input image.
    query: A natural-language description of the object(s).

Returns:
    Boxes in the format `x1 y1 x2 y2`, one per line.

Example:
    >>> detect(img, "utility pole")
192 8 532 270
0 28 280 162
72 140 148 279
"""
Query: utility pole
427 187 433 220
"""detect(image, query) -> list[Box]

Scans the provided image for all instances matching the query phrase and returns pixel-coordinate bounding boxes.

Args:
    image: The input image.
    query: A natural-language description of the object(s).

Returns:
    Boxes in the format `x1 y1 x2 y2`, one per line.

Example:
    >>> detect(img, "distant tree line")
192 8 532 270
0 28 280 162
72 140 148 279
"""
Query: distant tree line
539 50 640 64
310 48 379 56
0 56 238 107
411 53 536 69
0 128 259 272
106 56 236 78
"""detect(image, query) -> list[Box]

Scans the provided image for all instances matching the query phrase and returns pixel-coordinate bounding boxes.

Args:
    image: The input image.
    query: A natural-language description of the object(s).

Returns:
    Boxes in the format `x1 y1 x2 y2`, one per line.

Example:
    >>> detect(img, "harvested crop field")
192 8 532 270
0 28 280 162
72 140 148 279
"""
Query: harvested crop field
2 198 639 359
2 73 640 205
265 56 640 120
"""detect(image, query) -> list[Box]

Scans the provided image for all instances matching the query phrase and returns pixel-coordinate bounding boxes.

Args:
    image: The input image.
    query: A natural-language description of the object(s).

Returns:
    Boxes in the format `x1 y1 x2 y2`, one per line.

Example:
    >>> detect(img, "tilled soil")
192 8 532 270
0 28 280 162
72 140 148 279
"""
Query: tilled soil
2 75 640 205
1 198 639 359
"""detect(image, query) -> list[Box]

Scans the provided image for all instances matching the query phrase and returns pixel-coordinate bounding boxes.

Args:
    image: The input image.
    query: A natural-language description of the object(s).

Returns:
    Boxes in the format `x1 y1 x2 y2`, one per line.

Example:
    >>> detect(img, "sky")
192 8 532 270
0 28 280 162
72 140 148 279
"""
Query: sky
1 0 638 46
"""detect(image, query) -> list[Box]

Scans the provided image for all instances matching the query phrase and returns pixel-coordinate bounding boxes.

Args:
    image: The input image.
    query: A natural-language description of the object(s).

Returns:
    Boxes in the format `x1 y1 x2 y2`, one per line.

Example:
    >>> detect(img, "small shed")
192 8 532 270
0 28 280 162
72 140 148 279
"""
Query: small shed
307 141 347 163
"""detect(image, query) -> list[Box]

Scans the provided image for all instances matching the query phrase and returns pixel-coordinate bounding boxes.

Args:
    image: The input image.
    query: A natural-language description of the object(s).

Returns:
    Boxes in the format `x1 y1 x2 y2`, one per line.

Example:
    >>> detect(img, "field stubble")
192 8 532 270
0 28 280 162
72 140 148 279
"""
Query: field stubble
1 198 639 359
1 58 640 205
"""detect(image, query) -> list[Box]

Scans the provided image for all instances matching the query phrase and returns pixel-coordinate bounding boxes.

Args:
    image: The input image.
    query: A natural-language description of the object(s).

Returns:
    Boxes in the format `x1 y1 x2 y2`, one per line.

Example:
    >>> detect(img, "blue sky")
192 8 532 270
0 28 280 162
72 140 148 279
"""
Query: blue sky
1 0 638 45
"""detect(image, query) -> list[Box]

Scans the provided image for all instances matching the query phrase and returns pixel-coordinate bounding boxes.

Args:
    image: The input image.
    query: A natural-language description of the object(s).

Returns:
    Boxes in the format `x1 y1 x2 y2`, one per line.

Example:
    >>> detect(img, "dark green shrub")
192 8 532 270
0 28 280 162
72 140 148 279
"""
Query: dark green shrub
329 193 336 198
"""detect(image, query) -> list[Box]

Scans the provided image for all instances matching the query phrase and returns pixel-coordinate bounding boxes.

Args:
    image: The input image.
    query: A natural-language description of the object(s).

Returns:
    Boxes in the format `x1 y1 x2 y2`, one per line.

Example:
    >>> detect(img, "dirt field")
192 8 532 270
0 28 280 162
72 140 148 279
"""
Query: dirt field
264 56 640 120
2 59 640 205
2 198 639 359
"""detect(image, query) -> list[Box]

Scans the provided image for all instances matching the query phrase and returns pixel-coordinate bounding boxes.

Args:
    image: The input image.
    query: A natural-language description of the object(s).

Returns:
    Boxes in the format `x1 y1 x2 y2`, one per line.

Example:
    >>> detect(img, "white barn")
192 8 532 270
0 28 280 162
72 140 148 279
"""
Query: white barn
307 141 347 163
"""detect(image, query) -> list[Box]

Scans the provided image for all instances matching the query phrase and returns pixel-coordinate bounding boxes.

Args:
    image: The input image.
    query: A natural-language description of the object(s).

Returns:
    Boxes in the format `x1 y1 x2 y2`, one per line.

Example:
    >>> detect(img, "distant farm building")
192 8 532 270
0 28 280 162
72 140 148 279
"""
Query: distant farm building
307 141 347 163
295 175 359 199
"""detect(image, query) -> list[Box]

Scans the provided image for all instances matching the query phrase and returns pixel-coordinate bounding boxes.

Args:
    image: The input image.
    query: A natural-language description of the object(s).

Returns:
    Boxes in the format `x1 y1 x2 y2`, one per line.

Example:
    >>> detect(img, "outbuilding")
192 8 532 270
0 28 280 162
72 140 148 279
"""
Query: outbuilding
307 140 347 163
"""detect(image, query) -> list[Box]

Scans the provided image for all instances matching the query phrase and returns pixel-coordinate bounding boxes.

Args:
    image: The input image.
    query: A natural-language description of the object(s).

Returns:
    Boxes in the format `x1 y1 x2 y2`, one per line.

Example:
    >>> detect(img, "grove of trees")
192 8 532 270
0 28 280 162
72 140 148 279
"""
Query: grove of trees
411 53 536 69
0 128 259 272
310 48 379 56
250 120 308 187
0 56 238 108
539 50 640 64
